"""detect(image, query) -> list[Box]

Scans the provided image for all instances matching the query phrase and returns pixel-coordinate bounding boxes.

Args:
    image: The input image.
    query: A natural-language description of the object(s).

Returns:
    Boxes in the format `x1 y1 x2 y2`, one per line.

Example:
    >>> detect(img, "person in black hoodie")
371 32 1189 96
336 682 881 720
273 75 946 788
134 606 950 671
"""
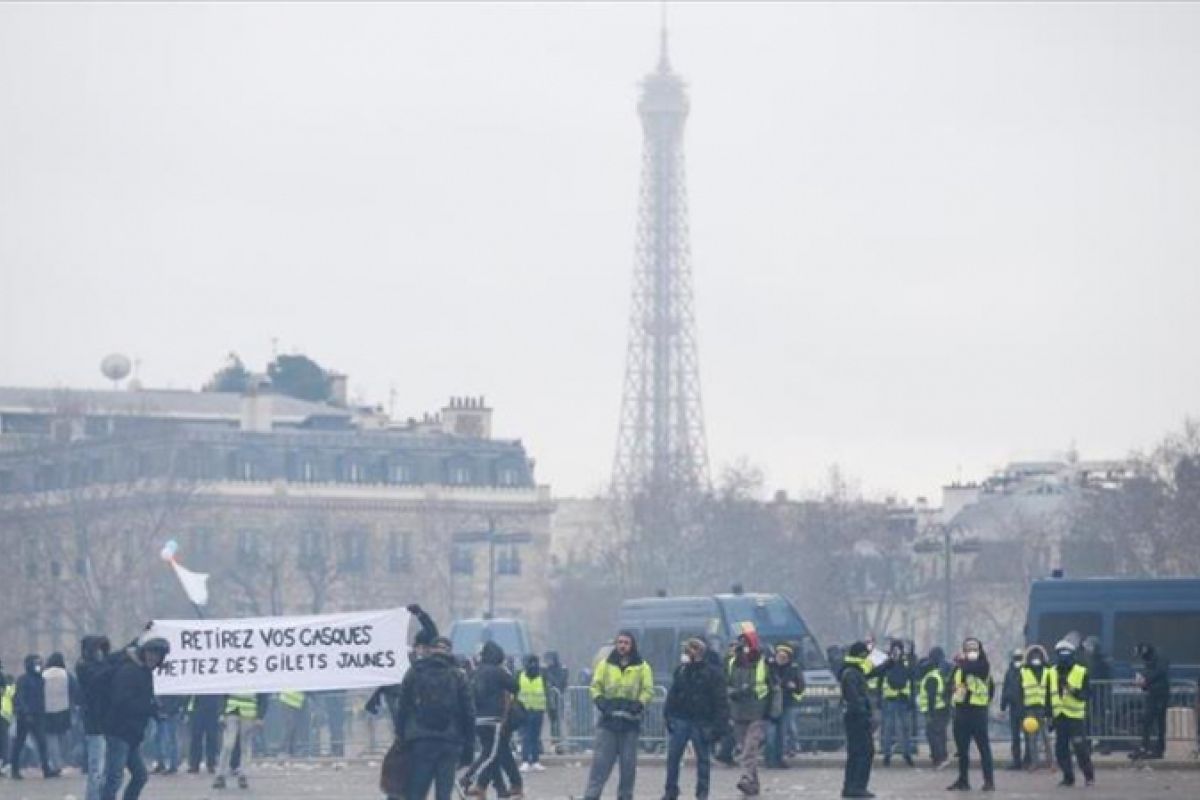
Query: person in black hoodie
1134 642 1170 759
839 641 874 800
395 636 475 800
11 654 57 779
663 637 729 800
946 637 995 792
999 648 1025 770
100 637 170 800
77 635 113 800
543 651 569 751
463 640 522 799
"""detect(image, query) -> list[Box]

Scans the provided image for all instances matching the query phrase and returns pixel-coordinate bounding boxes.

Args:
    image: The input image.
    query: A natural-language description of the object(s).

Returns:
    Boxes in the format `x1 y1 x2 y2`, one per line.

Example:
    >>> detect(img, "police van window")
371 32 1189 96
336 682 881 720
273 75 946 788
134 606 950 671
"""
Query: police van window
641 628 676 680
1114 612 1200 666
1037 612 1101 652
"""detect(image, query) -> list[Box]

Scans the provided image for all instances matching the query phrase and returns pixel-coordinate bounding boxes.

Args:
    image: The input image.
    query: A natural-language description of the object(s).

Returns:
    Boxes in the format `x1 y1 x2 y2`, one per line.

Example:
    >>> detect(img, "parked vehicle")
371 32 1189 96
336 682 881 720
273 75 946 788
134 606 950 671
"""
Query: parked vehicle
449 616 533 667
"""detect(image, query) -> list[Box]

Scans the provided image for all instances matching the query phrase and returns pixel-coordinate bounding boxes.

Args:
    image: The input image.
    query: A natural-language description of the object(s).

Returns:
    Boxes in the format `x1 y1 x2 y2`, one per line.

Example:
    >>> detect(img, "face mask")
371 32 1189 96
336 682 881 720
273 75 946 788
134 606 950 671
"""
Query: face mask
1030 659 1042 667
966 651 979 662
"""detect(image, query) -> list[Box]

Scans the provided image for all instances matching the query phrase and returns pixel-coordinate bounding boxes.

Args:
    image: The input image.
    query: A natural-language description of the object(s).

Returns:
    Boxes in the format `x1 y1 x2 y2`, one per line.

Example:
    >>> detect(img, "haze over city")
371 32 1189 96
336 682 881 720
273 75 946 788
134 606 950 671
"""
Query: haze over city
3 2 1199 500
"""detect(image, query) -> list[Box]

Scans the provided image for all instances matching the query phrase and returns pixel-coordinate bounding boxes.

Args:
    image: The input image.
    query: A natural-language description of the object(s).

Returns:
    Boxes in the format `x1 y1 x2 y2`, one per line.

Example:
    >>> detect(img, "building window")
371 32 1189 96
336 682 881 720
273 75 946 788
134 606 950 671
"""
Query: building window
449 465 471 486
339 528 368 573
388 531 413 573
50 560 63 579
497 467 519 487
236 529 261 563
451 545 474 575
496 545 522 576
391 463 415 484
227 452 256 481
300 527 326 568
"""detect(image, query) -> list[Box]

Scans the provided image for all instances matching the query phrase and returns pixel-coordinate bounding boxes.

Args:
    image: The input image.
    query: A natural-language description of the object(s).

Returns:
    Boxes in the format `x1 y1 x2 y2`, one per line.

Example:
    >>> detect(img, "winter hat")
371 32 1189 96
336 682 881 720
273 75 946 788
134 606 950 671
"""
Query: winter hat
847 641 869 658
1055 639 1076 654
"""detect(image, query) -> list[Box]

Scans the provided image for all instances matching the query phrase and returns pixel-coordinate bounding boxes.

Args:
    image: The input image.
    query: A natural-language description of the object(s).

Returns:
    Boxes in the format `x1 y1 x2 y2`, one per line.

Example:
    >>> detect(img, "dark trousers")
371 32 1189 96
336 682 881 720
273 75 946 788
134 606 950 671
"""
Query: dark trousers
952 707 994 786
404 739 460 800
1008 707 1024 765
11 713 52 776
521 710 544 764
842 714 873 795
0 716 9 767
1141 699 1168 756
664 719 712 799
188 713 220 771
325 696 346 757
1055 717 1094 784
471 722 521 796
925 709 949 764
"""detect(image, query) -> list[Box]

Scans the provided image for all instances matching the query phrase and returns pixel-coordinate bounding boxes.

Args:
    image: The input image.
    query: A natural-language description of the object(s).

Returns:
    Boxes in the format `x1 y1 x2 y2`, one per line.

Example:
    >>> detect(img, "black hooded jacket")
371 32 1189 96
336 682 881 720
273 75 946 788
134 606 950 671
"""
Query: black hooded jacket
102 647 158 745
666 655 729 728
1141 647 1171 703
13 655 45 716
471 641 518 720
396 652 475 745
76 636 114 735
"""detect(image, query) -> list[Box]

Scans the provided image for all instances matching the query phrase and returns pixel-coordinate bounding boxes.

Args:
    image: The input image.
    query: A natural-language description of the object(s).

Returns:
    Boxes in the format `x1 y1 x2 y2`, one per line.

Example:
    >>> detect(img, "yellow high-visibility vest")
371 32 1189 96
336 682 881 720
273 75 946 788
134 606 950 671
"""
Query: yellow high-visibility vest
1051 664 1088 720
1020 666 1050 709
727 656 770 701
278 691 305 710
952 668 992 708
918 670 946 713
590 660 654 705
225 694 258 719
518 674 547 712
1 683 14 722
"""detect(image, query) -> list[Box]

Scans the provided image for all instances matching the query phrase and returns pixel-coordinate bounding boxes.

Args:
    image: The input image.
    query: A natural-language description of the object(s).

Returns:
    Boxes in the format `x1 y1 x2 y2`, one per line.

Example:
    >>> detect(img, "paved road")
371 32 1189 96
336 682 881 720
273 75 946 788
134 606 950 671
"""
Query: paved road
4 760 1198 800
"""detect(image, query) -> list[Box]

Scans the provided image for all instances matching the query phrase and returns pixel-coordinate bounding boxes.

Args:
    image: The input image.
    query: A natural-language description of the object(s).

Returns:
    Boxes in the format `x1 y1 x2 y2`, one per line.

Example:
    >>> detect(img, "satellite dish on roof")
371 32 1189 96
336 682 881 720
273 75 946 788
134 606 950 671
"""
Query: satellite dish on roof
101 353 132 385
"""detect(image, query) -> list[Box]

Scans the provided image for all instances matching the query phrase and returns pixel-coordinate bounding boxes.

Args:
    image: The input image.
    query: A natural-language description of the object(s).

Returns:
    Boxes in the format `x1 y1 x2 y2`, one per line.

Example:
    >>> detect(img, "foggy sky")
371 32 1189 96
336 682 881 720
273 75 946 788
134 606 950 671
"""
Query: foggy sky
2 3 1199 502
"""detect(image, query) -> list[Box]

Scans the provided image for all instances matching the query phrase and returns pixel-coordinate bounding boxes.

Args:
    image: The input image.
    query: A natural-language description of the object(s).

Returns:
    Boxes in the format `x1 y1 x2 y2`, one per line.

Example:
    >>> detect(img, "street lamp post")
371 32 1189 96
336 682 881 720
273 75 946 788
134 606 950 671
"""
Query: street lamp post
915 524 981 647
454 520 532 618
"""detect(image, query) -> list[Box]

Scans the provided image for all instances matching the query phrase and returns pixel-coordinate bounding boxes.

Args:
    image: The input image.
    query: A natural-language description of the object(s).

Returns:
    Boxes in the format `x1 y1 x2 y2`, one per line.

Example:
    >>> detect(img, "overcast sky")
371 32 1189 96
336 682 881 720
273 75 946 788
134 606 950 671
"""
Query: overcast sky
2 3 1199 502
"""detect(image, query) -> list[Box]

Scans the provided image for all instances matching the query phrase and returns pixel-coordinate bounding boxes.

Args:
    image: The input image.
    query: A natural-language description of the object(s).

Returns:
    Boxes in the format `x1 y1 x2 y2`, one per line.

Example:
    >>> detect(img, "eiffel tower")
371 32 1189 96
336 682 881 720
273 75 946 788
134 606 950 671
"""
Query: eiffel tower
612 22 710 525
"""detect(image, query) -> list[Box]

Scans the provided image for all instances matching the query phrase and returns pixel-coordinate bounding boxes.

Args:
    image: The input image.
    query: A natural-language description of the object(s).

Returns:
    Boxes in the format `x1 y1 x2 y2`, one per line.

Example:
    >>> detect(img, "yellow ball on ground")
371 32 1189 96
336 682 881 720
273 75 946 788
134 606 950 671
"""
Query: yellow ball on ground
1022 716 1040 734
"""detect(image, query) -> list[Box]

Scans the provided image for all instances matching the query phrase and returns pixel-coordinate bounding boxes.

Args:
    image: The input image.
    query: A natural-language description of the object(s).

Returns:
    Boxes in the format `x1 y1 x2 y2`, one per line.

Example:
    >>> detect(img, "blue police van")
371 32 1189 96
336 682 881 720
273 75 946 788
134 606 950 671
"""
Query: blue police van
1024 576 1200 680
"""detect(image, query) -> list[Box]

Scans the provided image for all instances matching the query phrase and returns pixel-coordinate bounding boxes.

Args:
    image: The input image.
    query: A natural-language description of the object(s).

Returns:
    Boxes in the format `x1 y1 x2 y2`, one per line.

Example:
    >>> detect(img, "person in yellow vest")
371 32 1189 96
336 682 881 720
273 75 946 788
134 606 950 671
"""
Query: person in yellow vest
945 637 996 792
839 641 875 800
1050 640 1095 787
917 648 950 768
0 665 14 776
276 690 307 757
726 625 779 797
213 693 265 790
518 655 548 772
878 639 916 767
1019 645 1053 770
580 630 654 800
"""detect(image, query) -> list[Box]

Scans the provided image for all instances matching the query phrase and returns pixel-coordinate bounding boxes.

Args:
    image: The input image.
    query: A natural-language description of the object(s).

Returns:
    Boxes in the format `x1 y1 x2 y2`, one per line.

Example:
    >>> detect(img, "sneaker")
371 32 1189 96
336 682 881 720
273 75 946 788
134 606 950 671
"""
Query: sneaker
736 775 760 796
1085 777 1095 787
532 762 546 772
237 775 249 789
1057 779 1075 788
186 767 200 775
982 781 995 792
904 755 915 768
212 776 227 789
946 780 970 791
519 762 531 773
153 764 166 775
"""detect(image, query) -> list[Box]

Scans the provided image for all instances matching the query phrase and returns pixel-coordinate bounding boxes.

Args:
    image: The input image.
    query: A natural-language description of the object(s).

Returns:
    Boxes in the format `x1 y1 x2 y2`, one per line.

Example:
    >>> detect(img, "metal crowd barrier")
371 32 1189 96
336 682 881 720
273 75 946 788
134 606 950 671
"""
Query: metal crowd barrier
560 685 670 752
1084 679 1198 746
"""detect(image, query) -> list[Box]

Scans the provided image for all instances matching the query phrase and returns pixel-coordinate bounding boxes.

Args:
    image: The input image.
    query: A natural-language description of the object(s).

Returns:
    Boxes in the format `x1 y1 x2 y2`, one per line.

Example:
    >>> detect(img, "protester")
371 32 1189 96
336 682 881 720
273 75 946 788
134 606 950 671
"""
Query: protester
186 694 222 774
212 692 267 789
946 637 995 792
726 625 778 797
518 654 547 772
395 636 475 800
765 643 805 768
0 663 12 776
77 635 112 800
917 649 949 768
878 639 915 768
42 652 75 773
100 637 170 800
1052 639 1095 787
580 630 654 800
1000 647 1025 770
463 640 522 799
1019 645 1053 770
151 694 186 774
543 651 569 751
1133 642 1170 760
663 637 728 800
275 690 308 757
11 654 57 779
839 641 875 800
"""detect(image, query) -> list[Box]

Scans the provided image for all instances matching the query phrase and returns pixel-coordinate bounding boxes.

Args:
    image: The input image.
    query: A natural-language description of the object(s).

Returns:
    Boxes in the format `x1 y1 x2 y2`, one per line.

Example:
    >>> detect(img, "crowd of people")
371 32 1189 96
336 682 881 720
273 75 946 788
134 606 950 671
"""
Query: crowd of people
0 606 1189 800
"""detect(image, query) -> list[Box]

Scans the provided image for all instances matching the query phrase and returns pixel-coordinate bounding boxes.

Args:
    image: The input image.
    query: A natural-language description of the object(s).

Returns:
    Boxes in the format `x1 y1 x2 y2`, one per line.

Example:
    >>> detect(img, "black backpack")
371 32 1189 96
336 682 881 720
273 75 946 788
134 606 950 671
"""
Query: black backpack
410 663 462 733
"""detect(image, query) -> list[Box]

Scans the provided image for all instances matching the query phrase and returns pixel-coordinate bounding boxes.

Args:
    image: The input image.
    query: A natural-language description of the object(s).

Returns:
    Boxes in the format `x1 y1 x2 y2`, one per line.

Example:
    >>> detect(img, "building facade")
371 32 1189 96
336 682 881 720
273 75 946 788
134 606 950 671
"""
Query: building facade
0 386 553 661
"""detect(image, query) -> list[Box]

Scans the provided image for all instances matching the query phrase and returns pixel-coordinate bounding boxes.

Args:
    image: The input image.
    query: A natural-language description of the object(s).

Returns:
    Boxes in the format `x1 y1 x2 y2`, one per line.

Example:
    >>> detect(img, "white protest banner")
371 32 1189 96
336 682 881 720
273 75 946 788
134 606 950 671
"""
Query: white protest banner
148 607 411 695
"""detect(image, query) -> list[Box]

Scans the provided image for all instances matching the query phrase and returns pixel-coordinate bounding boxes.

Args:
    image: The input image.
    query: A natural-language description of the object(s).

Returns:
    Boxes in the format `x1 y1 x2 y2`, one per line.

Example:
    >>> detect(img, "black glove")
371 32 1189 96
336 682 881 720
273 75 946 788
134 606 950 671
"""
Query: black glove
631 701 644 714
406 604 423 616
594 697 611 714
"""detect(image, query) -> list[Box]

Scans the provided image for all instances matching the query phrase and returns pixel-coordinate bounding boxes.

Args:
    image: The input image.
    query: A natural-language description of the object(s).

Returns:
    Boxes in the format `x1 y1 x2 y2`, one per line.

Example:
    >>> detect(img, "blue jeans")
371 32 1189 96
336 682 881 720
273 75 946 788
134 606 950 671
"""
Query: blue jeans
766 707 800 764
881 698 914 758
101 736 148 800
85 734 107 800
155 717 179 770
664 719 711 799
403 739 459 800
521 710 544 764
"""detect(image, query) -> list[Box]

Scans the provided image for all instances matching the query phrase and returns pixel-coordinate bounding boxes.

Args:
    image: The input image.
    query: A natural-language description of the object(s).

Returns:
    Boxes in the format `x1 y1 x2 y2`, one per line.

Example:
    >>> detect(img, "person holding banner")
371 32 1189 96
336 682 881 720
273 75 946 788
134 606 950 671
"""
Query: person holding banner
100 637 171 800
213 693 267 790
395 636 476 800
